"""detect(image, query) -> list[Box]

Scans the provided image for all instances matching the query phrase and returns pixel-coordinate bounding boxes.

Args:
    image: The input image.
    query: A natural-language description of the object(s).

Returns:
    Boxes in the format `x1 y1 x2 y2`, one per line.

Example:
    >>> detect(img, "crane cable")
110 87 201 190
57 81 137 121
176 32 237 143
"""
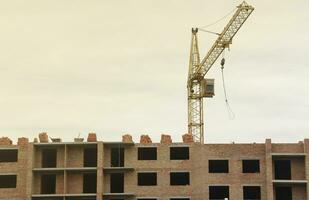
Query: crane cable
197 7 237 35
198 28 220 35
220 51 235 120
199 7 237 29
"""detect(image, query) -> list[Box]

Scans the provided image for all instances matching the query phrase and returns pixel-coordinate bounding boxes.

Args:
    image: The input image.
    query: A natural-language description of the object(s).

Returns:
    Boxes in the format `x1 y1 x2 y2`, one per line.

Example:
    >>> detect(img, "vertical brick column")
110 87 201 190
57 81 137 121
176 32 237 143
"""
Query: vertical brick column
64 144 67 195
304 139 309 200
25 143 33 199
97 142 103 200
265 139 273 200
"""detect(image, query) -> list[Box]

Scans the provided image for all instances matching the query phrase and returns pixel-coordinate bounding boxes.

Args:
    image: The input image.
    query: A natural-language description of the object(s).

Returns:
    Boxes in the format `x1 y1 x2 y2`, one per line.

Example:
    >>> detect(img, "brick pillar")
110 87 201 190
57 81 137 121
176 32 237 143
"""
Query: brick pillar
25 143 34 199
304 139 309 200
265 139 273 200
97 142 103 200
64 144 67 195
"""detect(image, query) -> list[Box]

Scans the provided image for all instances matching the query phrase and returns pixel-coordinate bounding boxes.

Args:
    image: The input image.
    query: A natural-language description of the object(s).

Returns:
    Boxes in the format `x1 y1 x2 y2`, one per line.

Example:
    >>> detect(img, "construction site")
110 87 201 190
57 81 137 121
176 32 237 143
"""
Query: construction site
0 1 308 200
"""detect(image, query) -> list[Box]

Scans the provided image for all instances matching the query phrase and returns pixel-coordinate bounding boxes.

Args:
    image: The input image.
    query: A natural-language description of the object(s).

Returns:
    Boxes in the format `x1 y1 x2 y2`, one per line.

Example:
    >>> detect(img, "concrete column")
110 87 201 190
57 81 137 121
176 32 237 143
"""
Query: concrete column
304 139 309 200
97 142 104 200
265 139 273 200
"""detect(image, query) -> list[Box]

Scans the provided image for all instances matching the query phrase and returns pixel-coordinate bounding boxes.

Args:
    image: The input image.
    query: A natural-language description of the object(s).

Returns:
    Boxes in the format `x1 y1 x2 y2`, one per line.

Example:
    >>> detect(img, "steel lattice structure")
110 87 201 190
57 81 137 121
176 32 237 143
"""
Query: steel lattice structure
187 1 254 143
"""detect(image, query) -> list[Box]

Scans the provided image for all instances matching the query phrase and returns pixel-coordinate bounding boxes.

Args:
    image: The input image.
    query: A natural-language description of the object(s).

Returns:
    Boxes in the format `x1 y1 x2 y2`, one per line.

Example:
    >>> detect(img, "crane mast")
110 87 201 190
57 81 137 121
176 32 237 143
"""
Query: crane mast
187 1 254 143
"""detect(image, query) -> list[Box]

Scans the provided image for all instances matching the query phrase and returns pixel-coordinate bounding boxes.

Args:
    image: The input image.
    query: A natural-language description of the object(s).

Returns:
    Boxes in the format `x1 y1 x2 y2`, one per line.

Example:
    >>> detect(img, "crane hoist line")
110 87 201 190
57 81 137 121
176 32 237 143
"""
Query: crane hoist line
187 1 254 144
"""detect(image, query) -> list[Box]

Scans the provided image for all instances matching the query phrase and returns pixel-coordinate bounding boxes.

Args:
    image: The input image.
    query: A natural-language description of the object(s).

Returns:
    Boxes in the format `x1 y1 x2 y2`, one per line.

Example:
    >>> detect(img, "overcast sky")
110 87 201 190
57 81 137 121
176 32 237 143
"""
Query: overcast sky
0 0 308 143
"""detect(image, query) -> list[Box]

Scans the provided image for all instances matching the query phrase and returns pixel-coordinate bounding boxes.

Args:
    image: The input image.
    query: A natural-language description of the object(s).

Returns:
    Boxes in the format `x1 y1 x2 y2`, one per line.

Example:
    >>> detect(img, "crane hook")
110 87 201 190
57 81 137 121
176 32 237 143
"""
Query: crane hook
220 57 225 69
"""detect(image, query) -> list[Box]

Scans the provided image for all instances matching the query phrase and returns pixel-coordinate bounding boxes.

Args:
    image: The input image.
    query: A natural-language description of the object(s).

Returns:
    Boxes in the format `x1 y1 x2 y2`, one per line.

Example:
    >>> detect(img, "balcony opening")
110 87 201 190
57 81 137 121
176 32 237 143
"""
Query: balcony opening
110 173 124 193
209 186 229 200
274 160 291 180
111 147 124 167
170 172 190 186
42 148 57 168
0 175 17 188
170 147 189 160
138 147 157 160
243 186 261 200
83 173 97 193
209 160 229 173
41 174 56 194
275 186 292 200
0 149 18 162
84 147 97 167
242 160 260 173
138 172 157 186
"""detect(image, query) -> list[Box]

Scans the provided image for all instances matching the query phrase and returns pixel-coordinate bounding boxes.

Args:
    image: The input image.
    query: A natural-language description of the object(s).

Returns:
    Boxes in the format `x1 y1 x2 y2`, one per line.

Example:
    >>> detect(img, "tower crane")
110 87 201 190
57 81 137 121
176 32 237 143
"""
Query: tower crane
187 1 254 143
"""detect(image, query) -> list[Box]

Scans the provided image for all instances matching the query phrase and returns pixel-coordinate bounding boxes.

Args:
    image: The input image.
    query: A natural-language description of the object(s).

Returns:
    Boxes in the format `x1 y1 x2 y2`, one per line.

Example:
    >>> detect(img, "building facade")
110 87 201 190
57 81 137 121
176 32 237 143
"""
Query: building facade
0 134 308 200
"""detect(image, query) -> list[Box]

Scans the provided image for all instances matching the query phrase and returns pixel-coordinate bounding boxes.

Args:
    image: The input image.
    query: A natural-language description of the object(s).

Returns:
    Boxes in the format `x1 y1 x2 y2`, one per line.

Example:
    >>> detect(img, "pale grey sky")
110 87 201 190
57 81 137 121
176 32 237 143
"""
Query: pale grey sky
0 0 308 143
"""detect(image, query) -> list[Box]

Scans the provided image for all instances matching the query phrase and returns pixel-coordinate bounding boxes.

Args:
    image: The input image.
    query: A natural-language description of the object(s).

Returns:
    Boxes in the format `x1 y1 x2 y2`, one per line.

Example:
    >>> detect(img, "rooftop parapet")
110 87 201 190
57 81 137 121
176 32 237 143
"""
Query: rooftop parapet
17 137 29 145
0 137 12 145
39 132 49 143
122 134 133 143
87 133 97 142
160 134 172 144
182 133 194 143
140 134 152 144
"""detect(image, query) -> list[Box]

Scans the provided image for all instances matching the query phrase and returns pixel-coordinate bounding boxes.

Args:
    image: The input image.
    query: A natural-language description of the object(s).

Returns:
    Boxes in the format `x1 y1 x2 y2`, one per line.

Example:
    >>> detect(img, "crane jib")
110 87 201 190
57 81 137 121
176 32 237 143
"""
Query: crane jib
196 3 254 77
187 1 254 144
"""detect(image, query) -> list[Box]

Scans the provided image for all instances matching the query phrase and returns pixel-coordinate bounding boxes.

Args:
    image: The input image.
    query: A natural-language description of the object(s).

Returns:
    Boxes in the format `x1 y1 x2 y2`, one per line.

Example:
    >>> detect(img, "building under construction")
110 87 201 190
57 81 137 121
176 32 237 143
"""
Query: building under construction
0 133 308 200
1 1 308 200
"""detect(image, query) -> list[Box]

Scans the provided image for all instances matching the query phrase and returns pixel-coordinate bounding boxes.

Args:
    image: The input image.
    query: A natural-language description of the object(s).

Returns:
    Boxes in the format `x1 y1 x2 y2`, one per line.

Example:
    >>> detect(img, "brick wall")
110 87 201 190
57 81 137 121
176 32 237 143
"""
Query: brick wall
0 138 308 200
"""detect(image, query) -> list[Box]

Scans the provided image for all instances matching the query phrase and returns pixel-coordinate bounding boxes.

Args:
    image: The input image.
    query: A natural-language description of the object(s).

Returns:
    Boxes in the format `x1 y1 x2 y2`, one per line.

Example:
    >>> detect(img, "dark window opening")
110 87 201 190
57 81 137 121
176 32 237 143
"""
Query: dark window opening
83 173 97 193
274 160 291 180
138 172 157 186
243 186 261 200
42 148 57 168
138 147 157 160
84 148 97 167
0 175 17 188
170 172 190 185
0 149 18 162
242 160 260 173
209 186 229 200
41 174 56 194
275 186 292 200
111 147 124 167
170 147 189 160
209 160 229 173
110 173 124 193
